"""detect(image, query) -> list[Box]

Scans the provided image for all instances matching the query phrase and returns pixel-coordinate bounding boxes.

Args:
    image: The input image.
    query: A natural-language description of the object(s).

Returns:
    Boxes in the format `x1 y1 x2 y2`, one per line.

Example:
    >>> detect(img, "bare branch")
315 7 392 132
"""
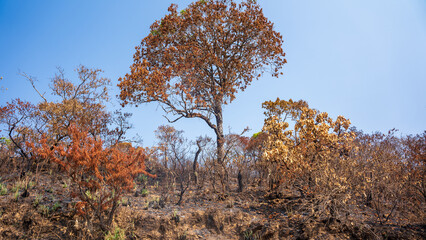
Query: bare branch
19 71 47 102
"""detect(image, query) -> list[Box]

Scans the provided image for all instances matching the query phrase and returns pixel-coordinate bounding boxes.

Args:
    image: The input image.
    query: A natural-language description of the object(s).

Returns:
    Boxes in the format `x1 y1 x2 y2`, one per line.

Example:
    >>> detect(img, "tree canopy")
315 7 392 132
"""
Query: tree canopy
118 0 286 165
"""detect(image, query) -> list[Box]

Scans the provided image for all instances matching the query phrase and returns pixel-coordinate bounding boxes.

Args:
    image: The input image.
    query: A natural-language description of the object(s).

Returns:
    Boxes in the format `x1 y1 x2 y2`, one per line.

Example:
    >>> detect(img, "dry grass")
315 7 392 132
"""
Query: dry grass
0 171 424 239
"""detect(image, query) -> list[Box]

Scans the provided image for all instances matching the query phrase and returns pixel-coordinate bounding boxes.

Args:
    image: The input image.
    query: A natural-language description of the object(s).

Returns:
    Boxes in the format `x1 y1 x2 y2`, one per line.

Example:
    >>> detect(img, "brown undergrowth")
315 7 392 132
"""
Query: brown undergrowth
0 172 424 240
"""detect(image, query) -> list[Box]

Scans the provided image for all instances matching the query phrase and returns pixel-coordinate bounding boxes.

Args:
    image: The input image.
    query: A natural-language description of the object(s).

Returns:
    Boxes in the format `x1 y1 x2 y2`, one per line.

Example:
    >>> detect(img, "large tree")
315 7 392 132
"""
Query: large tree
118 0 286 164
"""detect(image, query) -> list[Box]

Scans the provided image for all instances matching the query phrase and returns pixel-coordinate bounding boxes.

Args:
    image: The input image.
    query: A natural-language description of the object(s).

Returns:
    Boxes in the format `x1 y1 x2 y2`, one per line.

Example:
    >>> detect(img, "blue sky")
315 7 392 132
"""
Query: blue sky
1 0 425 146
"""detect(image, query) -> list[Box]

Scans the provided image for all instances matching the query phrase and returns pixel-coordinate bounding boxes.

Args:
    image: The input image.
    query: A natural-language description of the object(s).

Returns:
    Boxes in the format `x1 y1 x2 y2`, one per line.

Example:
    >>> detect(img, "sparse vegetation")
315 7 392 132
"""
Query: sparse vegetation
0 182 7 195
38 204 50 217
140 188 149 197
33 194 42 207
104 226 126 240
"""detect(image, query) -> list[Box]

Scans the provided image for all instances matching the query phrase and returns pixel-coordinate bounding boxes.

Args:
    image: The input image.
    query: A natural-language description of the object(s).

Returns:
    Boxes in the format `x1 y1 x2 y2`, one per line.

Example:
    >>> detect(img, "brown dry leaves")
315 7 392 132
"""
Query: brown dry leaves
28 124 154 229
261 98 355 201
118 0 286 110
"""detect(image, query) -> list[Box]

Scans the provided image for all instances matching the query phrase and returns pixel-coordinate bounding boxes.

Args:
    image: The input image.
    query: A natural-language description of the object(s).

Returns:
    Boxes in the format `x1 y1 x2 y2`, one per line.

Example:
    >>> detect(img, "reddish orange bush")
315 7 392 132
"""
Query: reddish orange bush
28 124 155 231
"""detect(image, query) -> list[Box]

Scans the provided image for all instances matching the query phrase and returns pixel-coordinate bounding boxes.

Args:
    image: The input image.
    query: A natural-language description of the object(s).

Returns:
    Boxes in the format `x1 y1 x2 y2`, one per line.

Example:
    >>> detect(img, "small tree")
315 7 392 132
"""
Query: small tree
404 131 426 204
118 0 286 170
223 134 251 192
262 98 356 219
1 66 131 175
0 99 42 174
353 130 411 224
21 66 112 144
155 125 193 205
28 124 155 231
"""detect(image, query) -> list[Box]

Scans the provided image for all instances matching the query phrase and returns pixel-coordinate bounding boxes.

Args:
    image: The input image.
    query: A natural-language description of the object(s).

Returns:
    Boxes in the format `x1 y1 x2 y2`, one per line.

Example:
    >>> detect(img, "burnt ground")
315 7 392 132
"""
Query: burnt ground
0 173 424 240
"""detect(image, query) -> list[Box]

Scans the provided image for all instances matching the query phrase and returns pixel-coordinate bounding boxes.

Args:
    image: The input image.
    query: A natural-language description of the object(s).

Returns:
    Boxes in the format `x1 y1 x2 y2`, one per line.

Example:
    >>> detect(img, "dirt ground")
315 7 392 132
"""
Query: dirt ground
0 172 424 240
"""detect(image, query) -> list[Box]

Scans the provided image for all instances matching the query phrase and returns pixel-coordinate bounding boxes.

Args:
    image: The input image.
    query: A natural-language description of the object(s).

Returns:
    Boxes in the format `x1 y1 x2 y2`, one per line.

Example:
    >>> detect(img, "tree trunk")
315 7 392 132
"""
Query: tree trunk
238 170 244 192
215 104 227 194
215 109 224 165
193 143 202 185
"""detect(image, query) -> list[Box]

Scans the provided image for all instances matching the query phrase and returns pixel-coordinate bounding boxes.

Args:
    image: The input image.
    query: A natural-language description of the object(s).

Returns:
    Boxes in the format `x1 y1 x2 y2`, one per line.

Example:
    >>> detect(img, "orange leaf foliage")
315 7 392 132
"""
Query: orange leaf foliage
118 0 286 127
28 124 155 223
37 66 111 143
118 0 286 169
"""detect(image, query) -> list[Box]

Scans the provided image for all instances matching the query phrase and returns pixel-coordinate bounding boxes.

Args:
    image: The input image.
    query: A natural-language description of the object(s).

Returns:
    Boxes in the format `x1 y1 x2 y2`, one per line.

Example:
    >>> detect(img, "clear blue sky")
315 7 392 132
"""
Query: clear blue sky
1 0 425 146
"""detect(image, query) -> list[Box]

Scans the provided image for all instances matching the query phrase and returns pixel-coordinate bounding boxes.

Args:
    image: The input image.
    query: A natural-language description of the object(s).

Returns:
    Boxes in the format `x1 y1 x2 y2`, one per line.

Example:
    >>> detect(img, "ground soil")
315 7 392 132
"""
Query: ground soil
0 173 424 239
